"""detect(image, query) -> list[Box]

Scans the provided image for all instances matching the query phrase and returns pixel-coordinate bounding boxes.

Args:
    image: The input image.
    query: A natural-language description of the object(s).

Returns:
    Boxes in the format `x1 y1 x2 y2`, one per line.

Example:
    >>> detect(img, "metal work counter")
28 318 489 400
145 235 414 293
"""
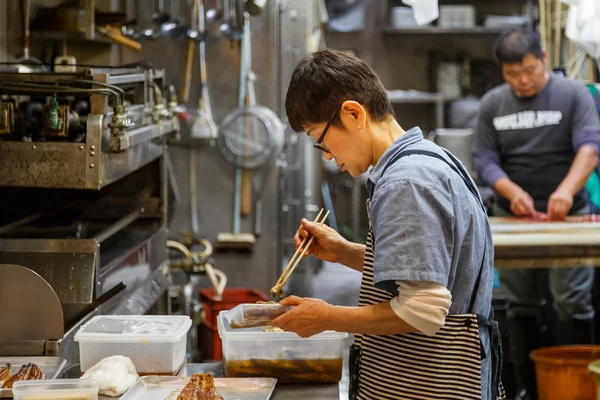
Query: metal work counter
94 357 349 400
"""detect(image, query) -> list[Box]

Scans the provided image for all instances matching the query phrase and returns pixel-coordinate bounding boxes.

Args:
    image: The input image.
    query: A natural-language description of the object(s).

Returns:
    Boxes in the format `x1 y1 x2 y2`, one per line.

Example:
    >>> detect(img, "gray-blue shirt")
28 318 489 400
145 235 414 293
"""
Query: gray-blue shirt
366 127 494 399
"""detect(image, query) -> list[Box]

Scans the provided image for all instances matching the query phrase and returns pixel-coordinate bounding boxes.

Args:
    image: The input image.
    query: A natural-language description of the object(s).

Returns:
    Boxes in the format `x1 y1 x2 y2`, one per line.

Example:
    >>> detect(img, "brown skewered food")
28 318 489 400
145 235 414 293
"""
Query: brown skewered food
176 374 223 400
3 363 32 388
0 363 11 387
2 363 46 388
27 364 45 380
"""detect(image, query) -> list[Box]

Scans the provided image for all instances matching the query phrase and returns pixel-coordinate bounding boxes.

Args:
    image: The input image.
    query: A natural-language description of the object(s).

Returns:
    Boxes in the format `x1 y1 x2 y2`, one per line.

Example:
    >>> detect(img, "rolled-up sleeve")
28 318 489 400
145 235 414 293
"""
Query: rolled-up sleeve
476 106 507 187
390 280 452 336
370 179 454 293
571 84 600 155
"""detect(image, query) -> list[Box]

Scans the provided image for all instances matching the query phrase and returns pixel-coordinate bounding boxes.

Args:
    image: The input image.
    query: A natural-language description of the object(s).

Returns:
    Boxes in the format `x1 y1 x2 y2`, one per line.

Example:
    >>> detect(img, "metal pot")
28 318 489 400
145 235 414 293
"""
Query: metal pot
429 128 475 173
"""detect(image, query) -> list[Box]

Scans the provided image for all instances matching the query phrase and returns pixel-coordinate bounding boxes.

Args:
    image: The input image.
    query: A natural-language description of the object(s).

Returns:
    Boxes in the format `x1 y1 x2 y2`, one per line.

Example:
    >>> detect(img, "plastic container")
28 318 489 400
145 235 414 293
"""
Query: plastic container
530 345 600 400
217 313 348 383
389 7 422 29
224 303 291 328
12 379 99 400
438 5 476 29
74 315 192 375
200 288 269 330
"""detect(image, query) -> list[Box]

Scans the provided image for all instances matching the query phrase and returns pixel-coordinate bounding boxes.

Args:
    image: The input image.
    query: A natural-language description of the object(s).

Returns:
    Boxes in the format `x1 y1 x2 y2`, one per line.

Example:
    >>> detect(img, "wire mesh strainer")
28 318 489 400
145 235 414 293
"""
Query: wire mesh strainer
217 104 284 170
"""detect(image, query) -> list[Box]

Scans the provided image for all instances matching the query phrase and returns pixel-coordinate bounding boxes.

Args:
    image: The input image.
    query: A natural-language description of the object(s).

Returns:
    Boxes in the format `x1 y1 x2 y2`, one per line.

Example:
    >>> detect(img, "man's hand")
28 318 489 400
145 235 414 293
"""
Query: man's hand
294 219 350 263
510 190 536 216
271 296 334 338
547 188 573 221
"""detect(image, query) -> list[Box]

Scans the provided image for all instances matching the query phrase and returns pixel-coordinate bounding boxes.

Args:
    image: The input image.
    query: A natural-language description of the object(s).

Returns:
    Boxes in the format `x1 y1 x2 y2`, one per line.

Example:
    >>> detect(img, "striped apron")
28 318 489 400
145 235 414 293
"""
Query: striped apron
349 149 505 400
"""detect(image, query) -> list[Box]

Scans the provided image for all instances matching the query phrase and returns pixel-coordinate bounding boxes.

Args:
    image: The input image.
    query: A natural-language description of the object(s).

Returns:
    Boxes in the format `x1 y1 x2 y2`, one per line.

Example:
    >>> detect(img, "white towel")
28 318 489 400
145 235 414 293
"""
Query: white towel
401 0 439 26
563 0 600 58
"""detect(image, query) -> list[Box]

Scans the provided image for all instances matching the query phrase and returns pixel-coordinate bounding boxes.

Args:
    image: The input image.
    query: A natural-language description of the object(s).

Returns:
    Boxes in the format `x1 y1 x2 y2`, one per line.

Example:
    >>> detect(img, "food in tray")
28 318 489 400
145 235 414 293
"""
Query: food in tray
262 327 285 332
228 303 291 329
1 363 46 388
0 363 12 387
176 374 224 400
225 358 343 383
80 355 138 397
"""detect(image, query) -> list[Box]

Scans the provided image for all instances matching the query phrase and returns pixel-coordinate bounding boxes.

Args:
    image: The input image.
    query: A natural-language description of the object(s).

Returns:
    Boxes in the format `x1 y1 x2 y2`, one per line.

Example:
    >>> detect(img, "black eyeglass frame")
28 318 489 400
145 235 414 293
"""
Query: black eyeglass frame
313 104 342 153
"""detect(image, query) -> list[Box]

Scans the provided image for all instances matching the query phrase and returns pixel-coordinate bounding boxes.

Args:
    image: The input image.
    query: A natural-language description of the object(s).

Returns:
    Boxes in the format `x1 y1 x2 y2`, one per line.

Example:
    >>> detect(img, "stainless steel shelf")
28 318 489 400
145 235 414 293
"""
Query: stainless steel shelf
383 27 507 35
387 90 444 103
386 90 445 128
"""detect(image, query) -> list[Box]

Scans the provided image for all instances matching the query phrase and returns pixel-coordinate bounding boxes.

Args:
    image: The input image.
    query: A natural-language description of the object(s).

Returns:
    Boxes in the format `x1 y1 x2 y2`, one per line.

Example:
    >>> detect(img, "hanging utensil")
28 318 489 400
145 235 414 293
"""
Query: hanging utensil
15 0 46 72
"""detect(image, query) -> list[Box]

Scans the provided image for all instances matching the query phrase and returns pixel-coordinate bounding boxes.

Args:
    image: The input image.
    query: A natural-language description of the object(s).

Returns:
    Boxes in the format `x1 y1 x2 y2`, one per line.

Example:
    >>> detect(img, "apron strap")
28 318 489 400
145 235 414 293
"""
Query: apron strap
378 149 485 213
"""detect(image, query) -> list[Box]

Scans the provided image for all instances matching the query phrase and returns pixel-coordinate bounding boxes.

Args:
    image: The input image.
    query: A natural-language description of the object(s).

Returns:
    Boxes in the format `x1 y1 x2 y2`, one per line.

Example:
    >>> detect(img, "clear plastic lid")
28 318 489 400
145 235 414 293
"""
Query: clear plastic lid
12 379 98 399
217 313 348 340
74 315 192 343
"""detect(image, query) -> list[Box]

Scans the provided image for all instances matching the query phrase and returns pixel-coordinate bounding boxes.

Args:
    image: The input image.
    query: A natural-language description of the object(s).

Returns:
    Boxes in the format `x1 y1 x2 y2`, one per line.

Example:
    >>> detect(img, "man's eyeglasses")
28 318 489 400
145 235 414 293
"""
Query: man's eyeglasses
313 104 341 153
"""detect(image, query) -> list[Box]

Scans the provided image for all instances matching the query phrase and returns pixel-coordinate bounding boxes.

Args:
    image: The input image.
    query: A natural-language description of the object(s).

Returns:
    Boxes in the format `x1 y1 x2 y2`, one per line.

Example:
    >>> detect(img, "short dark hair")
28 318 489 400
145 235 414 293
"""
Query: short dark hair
285 49 394 132
494 29 543 64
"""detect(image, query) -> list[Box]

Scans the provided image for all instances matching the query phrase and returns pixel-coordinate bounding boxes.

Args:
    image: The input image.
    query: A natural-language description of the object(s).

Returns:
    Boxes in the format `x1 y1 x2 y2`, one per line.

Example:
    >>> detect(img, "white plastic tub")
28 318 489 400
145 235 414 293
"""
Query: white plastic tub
12 379 99 400
217 312 348 383
74 315 192 375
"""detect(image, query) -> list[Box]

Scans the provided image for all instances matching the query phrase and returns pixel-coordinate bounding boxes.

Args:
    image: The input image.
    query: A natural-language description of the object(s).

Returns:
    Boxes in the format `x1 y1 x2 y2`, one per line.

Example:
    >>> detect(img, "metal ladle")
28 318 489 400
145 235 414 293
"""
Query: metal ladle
220 0 243 40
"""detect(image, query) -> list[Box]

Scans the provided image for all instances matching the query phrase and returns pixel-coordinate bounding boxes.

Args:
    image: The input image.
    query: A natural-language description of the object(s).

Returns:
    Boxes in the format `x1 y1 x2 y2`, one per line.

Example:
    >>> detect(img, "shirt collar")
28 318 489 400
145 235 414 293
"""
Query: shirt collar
366 127 424 195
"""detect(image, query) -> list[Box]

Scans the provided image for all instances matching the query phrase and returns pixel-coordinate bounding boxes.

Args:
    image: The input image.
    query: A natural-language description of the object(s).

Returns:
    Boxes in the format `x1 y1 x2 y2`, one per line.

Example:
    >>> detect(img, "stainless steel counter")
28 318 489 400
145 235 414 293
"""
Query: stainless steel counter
97 359 349 400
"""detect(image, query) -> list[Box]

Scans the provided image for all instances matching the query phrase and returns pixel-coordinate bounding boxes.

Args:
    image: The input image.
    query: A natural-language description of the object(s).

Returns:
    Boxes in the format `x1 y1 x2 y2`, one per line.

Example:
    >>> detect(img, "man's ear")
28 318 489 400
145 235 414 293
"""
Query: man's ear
341 100 367 128
541 51 548 66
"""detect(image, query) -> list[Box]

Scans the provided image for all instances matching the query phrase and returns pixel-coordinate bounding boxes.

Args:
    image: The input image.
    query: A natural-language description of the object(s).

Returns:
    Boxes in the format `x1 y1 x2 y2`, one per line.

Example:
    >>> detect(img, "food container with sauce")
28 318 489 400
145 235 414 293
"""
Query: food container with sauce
74 315 192 375
12 379 99 400
217 312 348 383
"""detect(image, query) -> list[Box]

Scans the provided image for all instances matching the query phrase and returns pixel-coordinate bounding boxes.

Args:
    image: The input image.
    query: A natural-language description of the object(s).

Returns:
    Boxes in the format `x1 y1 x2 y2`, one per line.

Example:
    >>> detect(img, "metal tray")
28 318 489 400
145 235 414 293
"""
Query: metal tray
120 376 277 400
0 356 67 398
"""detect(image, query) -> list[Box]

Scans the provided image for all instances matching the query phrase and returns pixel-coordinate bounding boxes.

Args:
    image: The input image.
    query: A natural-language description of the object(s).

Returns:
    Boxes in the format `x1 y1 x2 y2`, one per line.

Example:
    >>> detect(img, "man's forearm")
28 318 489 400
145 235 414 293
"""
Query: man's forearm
328 302 418 335
494 177 525 202
557 145 599 196
339 242 365 272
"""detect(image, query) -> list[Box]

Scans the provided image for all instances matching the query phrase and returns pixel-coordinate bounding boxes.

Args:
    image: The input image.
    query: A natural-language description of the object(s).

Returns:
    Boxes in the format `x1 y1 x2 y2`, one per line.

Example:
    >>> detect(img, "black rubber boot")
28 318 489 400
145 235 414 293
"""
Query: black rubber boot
560 318 595 345
508 317 541 400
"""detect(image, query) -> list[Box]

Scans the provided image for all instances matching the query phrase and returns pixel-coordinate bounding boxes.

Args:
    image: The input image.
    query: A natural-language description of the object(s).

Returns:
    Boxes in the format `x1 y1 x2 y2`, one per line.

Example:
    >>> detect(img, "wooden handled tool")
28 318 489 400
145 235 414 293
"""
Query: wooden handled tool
96 26 142 51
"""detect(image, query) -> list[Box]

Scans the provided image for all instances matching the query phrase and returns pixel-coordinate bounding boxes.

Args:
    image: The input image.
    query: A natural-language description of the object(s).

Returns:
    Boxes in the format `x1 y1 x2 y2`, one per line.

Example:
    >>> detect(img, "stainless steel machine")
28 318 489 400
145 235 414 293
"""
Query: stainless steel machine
0 66 180 366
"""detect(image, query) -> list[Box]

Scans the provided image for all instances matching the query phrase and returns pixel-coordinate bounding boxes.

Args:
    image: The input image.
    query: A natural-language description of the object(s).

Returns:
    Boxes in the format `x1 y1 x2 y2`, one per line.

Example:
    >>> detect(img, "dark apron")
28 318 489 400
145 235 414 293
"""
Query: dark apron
348 149 505 400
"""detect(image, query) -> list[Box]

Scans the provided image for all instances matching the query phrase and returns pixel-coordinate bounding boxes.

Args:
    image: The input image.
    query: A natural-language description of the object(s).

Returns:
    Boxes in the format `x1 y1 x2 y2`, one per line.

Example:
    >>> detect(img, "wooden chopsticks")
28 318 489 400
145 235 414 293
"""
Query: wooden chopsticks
270 208 330 298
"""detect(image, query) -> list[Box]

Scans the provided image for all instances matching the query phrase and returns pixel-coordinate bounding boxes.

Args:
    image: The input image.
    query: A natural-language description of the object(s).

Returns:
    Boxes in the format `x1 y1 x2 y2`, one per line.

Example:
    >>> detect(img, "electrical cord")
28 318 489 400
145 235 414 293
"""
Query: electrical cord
55 79 126 98
0 81 122 107
0 60 155 70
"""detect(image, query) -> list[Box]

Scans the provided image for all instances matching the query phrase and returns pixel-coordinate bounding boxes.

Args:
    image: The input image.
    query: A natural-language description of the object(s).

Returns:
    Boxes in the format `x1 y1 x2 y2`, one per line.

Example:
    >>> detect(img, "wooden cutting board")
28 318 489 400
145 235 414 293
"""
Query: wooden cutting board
490 215 600 246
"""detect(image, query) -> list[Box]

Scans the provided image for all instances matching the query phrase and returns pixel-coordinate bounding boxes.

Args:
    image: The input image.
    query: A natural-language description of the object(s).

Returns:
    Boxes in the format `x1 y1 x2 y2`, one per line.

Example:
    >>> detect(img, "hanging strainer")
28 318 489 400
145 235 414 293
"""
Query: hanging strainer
217 104 285 170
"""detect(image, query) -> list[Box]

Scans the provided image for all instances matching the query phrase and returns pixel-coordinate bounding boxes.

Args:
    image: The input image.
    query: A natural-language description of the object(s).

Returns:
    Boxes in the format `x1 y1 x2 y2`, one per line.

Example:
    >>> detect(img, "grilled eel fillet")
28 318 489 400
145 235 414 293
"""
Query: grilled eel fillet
0 364 11 388
176 374 224 400
2 363 46 389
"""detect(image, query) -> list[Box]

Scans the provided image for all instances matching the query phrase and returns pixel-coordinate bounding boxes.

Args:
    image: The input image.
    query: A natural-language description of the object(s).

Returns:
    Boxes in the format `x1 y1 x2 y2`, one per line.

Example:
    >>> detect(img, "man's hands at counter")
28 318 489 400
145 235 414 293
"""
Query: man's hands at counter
547 188 573 221
510 190 536 217
294 219 365 272
271 296 334 338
